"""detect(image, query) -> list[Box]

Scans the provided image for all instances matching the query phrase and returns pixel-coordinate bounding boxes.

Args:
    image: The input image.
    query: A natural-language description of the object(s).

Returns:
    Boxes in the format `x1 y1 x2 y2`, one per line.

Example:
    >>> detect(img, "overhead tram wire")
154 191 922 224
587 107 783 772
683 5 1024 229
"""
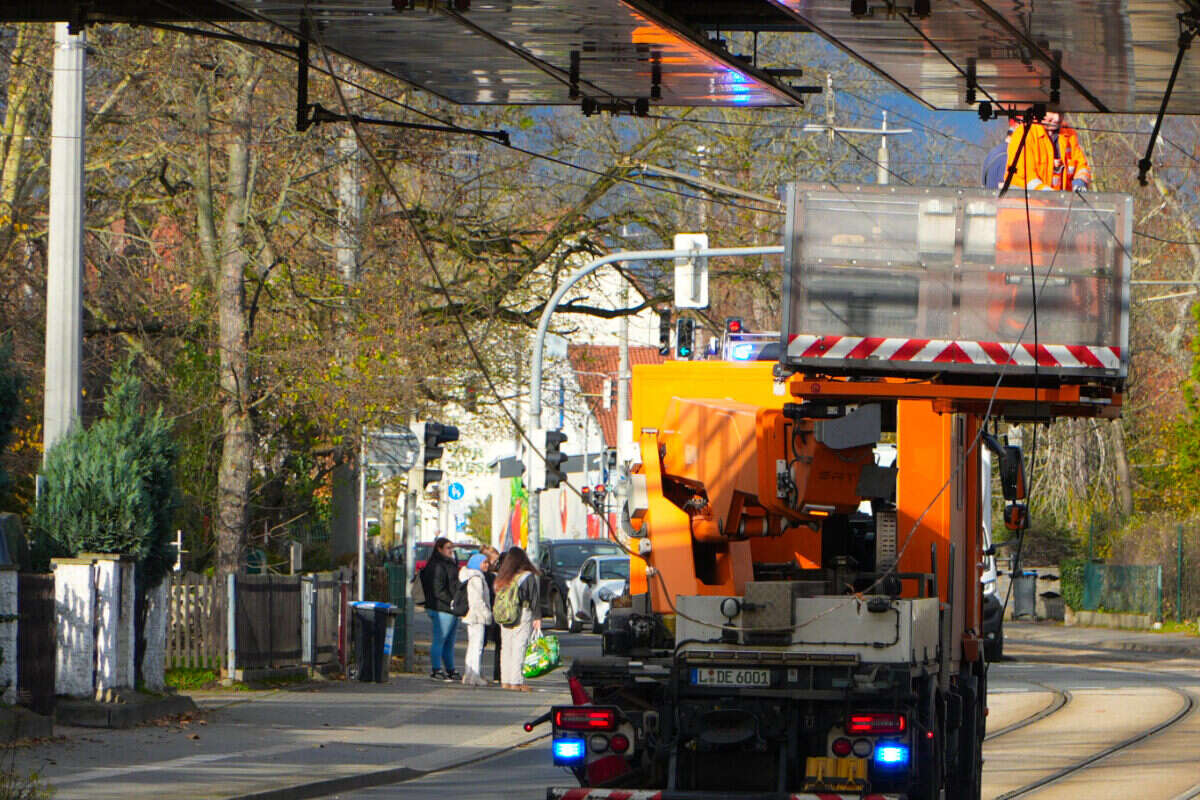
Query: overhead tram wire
1134 230 1200 246
838 88 988 151
142 1 784 217
295 2 1075 636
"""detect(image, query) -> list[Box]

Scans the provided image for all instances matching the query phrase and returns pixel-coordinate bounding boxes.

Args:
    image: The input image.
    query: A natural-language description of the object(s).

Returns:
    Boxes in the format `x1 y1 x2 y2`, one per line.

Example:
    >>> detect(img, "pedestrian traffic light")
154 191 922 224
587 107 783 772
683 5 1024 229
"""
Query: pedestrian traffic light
412 421 459 489
545 430 568 489
676 317 695 360
658 311 671 356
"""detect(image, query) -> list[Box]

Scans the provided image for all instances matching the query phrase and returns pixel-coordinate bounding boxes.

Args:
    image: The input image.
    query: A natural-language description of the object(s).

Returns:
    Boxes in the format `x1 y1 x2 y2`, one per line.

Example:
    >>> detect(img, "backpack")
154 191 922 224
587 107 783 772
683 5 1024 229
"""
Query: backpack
493 575 524 627
450 576 470 617
409 568 426 606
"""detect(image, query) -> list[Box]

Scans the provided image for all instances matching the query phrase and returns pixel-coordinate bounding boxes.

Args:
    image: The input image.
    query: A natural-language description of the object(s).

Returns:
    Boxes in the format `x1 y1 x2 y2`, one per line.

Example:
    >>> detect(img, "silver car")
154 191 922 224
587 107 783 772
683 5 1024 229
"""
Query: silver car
563 555 629 633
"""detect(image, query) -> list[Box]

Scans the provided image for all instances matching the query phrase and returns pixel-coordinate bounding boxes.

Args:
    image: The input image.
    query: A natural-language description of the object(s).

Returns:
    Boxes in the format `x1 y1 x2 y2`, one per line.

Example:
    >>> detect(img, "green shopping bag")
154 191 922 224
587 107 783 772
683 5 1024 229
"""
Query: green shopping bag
522 632 561 678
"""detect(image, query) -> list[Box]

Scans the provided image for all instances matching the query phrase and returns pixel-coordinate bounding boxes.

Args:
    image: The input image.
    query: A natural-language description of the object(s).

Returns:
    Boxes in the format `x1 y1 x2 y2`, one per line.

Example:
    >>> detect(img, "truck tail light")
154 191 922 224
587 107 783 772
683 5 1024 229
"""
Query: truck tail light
846 712 906 734
554 706 618 731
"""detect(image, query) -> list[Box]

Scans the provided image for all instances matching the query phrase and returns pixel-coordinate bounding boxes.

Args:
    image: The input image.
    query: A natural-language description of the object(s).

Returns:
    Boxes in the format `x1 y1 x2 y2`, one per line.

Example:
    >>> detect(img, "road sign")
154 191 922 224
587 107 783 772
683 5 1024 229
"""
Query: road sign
673 232 709 309
366 427 421 474
447 482 465 501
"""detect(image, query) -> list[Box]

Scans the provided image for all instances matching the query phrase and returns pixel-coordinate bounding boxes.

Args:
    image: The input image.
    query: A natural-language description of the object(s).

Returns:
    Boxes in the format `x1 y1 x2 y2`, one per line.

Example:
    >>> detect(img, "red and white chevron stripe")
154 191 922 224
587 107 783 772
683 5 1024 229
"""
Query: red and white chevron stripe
547 790 900 800
787 335 1121 371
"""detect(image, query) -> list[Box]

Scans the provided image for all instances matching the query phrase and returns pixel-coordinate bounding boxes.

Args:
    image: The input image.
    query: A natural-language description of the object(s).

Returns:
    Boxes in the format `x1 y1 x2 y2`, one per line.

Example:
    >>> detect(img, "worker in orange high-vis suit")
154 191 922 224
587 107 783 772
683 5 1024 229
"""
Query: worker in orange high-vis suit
990 111 1095 339
1004 111 1092 192
1055 117 1092 191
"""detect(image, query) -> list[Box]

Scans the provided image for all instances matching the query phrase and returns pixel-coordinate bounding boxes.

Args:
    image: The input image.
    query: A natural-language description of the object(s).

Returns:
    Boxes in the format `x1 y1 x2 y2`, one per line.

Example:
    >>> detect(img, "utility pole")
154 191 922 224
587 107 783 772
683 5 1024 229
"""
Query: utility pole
877 111 890 186
825 73 836 147
618 283 630 427
333 88 364 565
42 23 86 460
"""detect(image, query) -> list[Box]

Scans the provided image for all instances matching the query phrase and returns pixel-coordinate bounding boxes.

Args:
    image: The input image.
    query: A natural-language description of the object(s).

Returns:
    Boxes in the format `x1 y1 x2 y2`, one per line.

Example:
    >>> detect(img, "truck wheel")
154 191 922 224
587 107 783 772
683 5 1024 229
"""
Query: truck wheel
914 677 943 800
566 598 582 634
956 665 986 800
552 592 568 630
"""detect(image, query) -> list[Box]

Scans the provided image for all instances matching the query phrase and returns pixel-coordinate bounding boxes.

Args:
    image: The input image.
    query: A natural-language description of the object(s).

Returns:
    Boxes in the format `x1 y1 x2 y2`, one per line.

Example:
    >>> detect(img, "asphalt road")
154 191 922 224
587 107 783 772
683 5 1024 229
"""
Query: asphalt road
340 631 1200 800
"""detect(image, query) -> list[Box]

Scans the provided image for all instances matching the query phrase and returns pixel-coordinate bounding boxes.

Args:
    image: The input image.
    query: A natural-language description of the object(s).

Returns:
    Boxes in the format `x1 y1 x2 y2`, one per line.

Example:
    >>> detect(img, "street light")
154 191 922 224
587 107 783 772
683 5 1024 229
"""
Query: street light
524 244 784 563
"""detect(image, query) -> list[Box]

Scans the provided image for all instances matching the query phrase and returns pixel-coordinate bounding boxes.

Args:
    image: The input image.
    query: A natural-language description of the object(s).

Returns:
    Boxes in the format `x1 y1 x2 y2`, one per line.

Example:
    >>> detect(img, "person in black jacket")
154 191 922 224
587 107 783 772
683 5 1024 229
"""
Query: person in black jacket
420 537 461 681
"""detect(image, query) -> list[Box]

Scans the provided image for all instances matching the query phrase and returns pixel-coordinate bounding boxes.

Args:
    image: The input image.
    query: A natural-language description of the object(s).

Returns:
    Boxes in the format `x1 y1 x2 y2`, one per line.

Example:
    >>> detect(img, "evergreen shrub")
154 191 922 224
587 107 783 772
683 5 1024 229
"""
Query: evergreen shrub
32 365 178 586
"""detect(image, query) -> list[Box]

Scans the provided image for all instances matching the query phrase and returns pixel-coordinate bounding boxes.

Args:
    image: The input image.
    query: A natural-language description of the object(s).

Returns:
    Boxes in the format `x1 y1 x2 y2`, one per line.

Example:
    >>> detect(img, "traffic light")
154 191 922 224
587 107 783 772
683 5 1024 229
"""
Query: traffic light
658 311 671 356
544 430 568 489
725 317 743 334
412 421 459 489
591 484 607 513
676 317 695 360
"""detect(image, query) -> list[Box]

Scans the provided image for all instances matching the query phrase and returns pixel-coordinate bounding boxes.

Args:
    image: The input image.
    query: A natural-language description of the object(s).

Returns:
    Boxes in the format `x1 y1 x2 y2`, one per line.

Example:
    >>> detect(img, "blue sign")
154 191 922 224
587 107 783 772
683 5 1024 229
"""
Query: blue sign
447 482 465 501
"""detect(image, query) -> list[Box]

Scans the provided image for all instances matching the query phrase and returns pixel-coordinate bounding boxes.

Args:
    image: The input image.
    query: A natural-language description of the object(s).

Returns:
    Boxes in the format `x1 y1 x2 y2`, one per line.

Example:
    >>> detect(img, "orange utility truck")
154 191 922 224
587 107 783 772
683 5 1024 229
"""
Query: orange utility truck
532 184 1131 800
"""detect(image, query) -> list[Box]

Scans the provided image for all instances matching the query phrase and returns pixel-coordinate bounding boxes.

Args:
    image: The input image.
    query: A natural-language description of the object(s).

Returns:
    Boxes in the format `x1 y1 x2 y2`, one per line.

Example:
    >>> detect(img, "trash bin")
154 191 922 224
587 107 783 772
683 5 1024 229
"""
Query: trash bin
1012 571 1037 620
350 601 398 683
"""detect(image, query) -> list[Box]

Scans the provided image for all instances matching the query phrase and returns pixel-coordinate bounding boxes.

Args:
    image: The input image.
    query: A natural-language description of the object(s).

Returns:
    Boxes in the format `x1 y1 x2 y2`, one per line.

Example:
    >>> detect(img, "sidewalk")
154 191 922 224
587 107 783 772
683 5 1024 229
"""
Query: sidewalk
11 669 569 800
1007 620 1200 659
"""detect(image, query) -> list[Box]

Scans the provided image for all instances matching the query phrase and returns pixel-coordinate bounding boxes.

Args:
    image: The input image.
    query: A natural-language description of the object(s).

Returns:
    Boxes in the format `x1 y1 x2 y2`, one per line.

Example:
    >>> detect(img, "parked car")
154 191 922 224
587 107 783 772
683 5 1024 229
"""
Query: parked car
562 555 630 633
413 541 474 572
536 538 624 628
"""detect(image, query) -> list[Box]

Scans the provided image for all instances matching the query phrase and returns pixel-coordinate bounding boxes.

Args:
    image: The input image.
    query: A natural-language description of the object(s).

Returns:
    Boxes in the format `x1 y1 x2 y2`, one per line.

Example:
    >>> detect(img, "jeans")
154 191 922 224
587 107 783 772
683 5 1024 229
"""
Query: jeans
427 610 459 672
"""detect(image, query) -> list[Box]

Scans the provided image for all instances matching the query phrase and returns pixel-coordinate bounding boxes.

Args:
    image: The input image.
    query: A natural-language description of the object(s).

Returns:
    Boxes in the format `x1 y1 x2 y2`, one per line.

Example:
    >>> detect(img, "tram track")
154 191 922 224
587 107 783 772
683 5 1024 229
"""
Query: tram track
984 680 1070 742
987 661 1198 800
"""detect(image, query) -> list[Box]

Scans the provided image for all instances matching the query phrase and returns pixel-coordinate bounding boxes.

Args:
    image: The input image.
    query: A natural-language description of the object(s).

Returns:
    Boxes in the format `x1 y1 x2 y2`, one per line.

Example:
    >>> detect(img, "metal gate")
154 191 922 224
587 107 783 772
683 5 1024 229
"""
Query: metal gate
17 574 56 716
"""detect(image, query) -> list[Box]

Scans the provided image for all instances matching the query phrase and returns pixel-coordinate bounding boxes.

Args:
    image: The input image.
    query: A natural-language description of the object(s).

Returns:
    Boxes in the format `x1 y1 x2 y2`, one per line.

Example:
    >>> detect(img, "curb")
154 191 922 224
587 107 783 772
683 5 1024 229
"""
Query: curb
1008 635 1200 659
224 730 550 800
55 693 198 729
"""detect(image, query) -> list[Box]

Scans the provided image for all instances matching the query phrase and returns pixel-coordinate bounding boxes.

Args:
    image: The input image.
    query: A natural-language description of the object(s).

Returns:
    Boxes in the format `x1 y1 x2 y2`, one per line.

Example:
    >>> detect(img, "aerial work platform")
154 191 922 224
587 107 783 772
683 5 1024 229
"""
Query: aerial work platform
780 183 1131 393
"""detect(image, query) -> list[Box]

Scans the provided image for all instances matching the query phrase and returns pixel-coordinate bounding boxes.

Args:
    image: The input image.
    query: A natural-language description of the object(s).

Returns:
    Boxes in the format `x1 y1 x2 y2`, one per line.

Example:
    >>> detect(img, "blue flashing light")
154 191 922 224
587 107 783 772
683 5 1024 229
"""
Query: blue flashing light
875 743 910 767
553 737 587 764
730 343 756 361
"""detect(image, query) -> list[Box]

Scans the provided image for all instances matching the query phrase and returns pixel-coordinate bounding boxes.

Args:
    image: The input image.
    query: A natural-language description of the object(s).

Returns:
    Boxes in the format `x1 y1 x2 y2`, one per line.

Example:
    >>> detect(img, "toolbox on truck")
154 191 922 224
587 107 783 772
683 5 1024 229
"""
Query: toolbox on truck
780 183 1131 387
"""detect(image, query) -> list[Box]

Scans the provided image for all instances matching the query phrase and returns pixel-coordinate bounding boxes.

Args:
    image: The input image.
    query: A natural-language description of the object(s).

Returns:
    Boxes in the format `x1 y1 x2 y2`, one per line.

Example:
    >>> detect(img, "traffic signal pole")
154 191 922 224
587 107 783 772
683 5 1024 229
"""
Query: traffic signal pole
525 244 784 563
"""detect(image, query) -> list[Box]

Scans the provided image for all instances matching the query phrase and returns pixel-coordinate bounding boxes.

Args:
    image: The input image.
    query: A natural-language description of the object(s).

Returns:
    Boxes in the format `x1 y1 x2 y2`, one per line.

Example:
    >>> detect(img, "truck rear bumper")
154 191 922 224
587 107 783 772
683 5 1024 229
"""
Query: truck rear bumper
547 790 904 800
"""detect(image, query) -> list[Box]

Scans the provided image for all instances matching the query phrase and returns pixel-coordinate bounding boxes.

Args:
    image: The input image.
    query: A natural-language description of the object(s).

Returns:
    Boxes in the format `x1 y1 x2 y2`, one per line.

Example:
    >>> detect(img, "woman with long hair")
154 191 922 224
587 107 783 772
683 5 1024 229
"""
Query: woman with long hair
420 537 461 681
480 545 502 681
493 546 540 691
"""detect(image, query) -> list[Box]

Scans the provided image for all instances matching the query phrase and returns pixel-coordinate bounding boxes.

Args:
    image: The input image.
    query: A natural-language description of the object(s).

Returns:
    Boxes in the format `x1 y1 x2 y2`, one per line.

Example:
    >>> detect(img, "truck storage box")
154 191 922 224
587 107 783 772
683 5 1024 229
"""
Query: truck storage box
780 183 1131 386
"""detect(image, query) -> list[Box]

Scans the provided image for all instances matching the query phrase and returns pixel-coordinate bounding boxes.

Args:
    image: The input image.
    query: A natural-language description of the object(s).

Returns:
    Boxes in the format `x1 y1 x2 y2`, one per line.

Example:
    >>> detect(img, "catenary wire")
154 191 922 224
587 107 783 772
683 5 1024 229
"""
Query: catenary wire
131 5 786 216
218 3 1087 638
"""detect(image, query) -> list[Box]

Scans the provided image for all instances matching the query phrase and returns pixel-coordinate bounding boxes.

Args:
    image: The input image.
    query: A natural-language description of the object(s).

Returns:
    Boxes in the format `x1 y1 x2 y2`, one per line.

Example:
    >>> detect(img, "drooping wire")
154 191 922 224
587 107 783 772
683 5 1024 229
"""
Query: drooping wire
135 2 784 217
287 4 1092 641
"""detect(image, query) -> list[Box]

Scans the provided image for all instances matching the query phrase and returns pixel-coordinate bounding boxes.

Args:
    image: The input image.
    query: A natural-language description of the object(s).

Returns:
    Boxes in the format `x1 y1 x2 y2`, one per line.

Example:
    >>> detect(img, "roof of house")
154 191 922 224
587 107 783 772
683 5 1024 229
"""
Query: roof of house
567 344 667 448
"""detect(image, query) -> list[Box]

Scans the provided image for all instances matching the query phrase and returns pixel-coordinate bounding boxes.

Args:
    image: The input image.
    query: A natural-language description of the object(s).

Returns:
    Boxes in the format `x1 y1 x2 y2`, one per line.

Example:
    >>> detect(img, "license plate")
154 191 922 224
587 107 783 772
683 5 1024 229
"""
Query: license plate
690 667 772 688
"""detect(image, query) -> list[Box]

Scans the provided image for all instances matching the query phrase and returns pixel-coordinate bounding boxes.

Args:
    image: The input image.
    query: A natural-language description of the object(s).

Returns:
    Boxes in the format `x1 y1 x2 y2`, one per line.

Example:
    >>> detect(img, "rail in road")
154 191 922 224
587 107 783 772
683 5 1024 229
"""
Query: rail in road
984 643 1200 800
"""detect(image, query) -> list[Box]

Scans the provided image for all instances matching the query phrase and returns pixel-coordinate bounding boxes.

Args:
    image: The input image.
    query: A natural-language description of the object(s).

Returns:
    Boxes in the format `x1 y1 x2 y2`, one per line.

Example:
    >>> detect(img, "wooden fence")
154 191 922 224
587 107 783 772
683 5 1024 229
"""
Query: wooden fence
167 573 225 670
168 570 350 674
